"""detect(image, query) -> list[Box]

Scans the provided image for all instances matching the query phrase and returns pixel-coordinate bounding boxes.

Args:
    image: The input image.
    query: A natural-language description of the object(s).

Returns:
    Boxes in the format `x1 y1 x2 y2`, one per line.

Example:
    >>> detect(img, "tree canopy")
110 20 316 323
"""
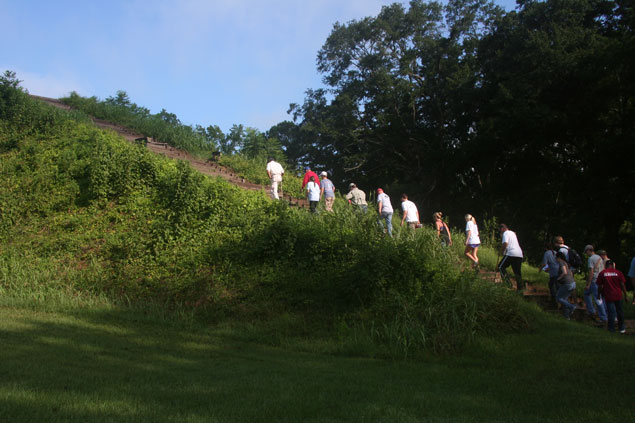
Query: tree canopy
284 0 635 263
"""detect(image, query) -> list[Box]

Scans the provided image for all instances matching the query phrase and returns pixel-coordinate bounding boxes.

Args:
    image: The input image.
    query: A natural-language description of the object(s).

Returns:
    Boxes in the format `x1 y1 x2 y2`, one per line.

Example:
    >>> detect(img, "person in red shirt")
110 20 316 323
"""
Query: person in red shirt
596 260 628 333
301 166 320 190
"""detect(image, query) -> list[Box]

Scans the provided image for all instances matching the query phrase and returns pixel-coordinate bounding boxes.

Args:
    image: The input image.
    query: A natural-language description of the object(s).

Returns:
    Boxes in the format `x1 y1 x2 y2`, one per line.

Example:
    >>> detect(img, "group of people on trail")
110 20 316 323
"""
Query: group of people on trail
539 236 631 332
266 160 632 332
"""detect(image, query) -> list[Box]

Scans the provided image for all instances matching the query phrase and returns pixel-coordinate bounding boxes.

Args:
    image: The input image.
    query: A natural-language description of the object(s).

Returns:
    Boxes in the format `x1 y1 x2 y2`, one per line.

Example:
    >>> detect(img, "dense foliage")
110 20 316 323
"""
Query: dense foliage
60 91 305 196
61 92 288 161
1 78 530 354
284 0 635 266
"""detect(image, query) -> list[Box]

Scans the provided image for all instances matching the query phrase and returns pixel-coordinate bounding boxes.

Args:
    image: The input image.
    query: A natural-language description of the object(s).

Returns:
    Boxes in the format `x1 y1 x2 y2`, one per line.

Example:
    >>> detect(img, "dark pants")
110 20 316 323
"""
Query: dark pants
605 300 625 332
499 255 523 290
548 275 558 300
309 200 318 213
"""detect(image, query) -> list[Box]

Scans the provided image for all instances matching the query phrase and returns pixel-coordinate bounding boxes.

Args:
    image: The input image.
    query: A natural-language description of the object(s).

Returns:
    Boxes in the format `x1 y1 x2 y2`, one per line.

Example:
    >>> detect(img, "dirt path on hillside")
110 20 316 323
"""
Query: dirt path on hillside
32 95 307 207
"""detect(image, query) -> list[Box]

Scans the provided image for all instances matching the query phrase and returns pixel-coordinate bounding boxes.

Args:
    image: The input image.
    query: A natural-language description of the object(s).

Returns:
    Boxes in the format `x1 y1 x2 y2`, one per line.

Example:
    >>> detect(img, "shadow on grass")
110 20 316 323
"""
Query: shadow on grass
0 306 633 423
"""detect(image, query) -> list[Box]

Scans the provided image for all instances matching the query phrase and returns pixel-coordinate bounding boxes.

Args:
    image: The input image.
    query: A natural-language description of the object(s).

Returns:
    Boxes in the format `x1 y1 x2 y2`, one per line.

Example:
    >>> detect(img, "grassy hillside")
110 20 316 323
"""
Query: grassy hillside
0 78 537 356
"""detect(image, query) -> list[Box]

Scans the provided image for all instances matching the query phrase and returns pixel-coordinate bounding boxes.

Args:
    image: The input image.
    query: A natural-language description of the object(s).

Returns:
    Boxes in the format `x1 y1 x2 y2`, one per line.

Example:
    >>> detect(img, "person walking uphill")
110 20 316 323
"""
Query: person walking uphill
596 260 628 333
498 224 524 293
345 183 368 213
301 166 320 190
266 157 284 200
376 188 393 236
464 214 480 269
320 171 335 212
400 194 420 230
583 244 608 324
628 256 635 304
433 212 452 246
306 176 320 213
555 251 577 320
540 242 560 303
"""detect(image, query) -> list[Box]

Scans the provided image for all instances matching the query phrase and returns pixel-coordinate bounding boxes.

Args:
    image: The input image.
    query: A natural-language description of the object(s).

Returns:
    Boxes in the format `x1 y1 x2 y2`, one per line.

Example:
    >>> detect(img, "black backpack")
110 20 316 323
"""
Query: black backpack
565 247 583 270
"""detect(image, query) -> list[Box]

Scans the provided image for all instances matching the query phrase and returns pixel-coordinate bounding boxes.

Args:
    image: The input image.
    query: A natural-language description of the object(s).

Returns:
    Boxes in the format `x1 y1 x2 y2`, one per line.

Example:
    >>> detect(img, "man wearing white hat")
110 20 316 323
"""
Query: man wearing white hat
319 171 336 212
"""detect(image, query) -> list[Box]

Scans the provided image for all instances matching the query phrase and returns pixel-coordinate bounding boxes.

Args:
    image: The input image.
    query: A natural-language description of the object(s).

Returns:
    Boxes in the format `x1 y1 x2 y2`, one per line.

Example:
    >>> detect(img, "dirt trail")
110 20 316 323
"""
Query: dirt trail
32 95 307 207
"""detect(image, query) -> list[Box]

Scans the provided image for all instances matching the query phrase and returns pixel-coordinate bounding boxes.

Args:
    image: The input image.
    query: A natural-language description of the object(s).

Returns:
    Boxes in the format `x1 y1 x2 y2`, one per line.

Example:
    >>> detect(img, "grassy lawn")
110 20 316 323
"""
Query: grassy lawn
1 305 633 423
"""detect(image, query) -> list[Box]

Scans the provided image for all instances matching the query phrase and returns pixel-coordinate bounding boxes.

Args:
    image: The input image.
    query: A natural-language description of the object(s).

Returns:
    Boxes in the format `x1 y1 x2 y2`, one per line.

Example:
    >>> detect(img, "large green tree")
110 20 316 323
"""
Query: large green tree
289 0 634 262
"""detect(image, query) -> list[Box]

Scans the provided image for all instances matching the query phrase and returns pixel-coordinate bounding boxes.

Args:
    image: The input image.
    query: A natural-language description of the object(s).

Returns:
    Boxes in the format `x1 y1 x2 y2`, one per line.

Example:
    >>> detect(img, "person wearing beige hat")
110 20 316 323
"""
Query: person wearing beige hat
583 244 608 323
345 183 368 213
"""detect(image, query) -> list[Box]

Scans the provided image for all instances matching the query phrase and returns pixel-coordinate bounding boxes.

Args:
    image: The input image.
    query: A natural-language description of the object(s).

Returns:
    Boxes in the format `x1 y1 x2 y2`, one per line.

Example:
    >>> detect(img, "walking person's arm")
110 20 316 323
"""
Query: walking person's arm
586 259 599 289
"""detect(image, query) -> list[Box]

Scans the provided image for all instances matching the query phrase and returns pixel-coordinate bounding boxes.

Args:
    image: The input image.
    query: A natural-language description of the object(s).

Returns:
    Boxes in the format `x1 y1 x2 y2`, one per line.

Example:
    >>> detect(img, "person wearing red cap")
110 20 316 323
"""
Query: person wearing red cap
376 188 393 236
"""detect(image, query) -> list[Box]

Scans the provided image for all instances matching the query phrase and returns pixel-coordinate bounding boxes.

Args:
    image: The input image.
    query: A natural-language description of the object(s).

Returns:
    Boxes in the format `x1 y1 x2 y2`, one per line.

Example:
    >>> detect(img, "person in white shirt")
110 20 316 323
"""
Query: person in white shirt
464 214 480 269
583 244 608 323
400 194 419 230
306 176 321 213
376 188 393 236
498 224 524 292
266 157 284 200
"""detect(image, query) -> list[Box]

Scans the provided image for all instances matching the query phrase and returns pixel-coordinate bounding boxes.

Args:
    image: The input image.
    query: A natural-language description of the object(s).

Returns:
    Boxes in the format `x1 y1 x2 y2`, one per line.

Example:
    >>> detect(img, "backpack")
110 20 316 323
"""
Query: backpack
565 247 583 270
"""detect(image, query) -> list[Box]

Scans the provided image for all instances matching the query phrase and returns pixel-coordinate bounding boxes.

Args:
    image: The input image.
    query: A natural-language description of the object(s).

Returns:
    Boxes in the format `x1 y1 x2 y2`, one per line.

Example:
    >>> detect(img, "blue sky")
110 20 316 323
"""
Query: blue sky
2 0 517 134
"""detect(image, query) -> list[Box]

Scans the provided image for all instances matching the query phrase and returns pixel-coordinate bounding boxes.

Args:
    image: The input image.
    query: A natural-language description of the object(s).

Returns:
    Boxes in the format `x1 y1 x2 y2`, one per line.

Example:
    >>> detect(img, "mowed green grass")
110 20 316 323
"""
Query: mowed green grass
1 305 633 423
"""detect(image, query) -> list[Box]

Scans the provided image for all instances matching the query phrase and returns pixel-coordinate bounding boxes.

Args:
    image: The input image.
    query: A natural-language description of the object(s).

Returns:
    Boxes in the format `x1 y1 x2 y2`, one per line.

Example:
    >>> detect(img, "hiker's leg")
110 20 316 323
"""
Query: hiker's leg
592 282 608 322
616 300 625 332
583 285 596 316
606 301 616 332
464 246 474 262
511 257 523 290
556 283 575 316
384 212 393 237
548 276 558 300
498 255 510 278
325 197 334 212
271 180 279 199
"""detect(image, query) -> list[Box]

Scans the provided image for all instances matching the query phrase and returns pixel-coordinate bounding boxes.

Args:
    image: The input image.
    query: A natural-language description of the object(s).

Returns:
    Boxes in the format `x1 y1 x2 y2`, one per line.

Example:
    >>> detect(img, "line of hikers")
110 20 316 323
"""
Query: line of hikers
266 159 632 333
